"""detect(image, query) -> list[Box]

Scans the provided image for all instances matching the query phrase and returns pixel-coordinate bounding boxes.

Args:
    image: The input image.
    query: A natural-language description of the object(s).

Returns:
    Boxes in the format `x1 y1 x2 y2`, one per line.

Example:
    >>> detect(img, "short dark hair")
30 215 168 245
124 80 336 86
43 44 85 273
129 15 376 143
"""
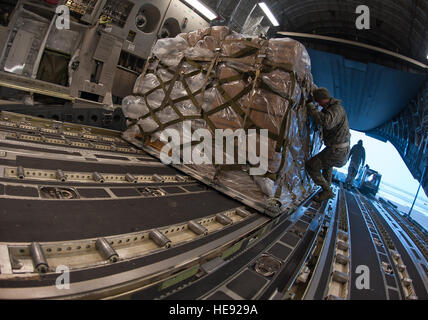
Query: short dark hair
313 88 331 101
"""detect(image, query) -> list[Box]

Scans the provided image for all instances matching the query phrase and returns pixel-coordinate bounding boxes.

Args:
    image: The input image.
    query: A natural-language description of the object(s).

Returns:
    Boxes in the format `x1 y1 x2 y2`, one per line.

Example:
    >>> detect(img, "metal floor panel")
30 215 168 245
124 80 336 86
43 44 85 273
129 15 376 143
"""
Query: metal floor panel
0 156 176 175
345 191 387 300
0 142 82 156
162 220 294 300
0 190 242 242
226 269 268 299
160 198 325 300
312 201 339 300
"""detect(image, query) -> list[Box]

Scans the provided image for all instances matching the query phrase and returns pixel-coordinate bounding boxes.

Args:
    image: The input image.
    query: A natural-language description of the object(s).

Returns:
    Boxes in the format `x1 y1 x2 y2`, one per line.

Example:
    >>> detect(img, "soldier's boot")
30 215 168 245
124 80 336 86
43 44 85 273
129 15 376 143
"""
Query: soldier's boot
314 184 334 202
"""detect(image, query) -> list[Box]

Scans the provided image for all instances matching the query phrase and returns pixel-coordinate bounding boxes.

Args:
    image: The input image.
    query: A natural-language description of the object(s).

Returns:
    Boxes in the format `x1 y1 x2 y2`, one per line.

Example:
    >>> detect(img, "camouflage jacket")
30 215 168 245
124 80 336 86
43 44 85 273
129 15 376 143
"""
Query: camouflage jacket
308 99 351 148
349 144 366 167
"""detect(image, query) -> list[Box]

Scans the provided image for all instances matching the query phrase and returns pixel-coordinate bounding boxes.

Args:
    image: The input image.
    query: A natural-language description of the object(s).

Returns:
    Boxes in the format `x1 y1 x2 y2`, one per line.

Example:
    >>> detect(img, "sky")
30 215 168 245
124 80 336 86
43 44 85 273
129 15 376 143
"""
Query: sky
336 130 428 212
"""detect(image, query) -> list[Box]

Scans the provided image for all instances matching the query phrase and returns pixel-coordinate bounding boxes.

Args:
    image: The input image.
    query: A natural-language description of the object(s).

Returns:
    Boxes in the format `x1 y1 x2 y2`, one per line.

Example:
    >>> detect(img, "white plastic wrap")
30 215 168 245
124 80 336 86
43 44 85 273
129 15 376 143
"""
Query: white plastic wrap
240 88 289 136
122 27 320 215
186 73 206 93
253 176 275 198
137 117 158 133
134 73 161 95
181 62 199 74
155 106 180 124
168 81 186 100
141 74 160 94
122 96 150 119
157 68 174 82
185 41 216 60
147 89 164 109
122 124 141 141
176 100 200 116
152 36 189 67
195 87 217 112
225 59 257 73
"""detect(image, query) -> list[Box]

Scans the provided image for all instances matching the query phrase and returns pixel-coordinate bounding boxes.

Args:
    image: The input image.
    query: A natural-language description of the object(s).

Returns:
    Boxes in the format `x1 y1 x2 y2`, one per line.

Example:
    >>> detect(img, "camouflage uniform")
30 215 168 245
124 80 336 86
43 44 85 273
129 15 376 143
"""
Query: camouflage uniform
305 98 351 199
345 143 366 186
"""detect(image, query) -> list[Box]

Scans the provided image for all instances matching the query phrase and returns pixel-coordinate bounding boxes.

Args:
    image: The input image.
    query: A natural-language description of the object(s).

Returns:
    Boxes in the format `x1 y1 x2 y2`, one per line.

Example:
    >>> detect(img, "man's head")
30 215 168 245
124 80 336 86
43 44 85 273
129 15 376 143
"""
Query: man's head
358 140 363 146
313 88 331 107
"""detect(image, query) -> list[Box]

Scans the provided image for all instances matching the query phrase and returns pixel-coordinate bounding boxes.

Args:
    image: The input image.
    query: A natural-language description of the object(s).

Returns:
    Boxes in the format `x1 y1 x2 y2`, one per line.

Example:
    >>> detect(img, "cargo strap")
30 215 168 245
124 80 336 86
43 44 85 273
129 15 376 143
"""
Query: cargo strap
131 39 312 180
243 40 269 129
328 142 350 149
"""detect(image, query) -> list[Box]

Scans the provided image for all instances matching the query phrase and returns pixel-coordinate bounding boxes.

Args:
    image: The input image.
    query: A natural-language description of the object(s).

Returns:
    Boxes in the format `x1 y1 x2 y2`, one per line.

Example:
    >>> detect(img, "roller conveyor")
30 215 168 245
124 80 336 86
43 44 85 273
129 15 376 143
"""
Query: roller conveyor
345 191 388 299
128 195 328 300
367 199 428 299
0 111 427 300
0 112 269 298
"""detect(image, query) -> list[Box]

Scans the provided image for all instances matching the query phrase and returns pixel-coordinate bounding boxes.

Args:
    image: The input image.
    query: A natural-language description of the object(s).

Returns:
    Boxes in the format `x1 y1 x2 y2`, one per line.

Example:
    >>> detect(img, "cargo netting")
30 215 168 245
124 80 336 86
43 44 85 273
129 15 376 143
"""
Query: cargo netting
121 26 322 216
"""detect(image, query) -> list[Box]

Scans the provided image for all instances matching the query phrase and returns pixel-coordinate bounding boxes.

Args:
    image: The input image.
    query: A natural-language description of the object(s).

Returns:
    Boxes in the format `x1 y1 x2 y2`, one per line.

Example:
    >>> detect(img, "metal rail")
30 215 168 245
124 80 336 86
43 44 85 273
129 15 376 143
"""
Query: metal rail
0 111 126 143
302 186 340 300
2 131 139 154
370 199 428 296
324 185 351 300
286 189 338 300
185 195 324 300
0 212 268 300
379 199 428 261
0 207 252 276
353 192 405 300
277 32 428 70
357 192 418 299
3 166 190 185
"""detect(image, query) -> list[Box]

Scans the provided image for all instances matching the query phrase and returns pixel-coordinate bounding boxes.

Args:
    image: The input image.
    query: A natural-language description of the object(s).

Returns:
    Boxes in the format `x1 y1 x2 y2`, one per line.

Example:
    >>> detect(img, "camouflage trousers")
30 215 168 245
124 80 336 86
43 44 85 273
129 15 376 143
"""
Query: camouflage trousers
305 146 350 190
345 162 359 185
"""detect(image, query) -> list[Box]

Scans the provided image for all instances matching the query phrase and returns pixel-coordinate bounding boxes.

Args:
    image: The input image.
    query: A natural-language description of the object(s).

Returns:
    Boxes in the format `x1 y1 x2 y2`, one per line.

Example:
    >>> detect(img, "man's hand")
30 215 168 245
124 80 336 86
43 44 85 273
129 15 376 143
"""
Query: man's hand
307 102 317 112
306 102 324 130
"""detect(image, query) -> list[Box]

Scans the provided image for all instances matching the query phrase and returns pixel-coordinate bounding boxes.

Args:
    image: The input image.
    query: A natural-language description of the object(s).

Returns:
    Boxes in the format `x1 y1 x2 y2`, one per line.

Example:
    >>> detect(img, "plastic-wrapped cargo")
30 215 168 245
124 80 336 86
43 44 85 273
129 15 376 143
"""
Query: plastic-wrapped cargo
122 26 322 217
